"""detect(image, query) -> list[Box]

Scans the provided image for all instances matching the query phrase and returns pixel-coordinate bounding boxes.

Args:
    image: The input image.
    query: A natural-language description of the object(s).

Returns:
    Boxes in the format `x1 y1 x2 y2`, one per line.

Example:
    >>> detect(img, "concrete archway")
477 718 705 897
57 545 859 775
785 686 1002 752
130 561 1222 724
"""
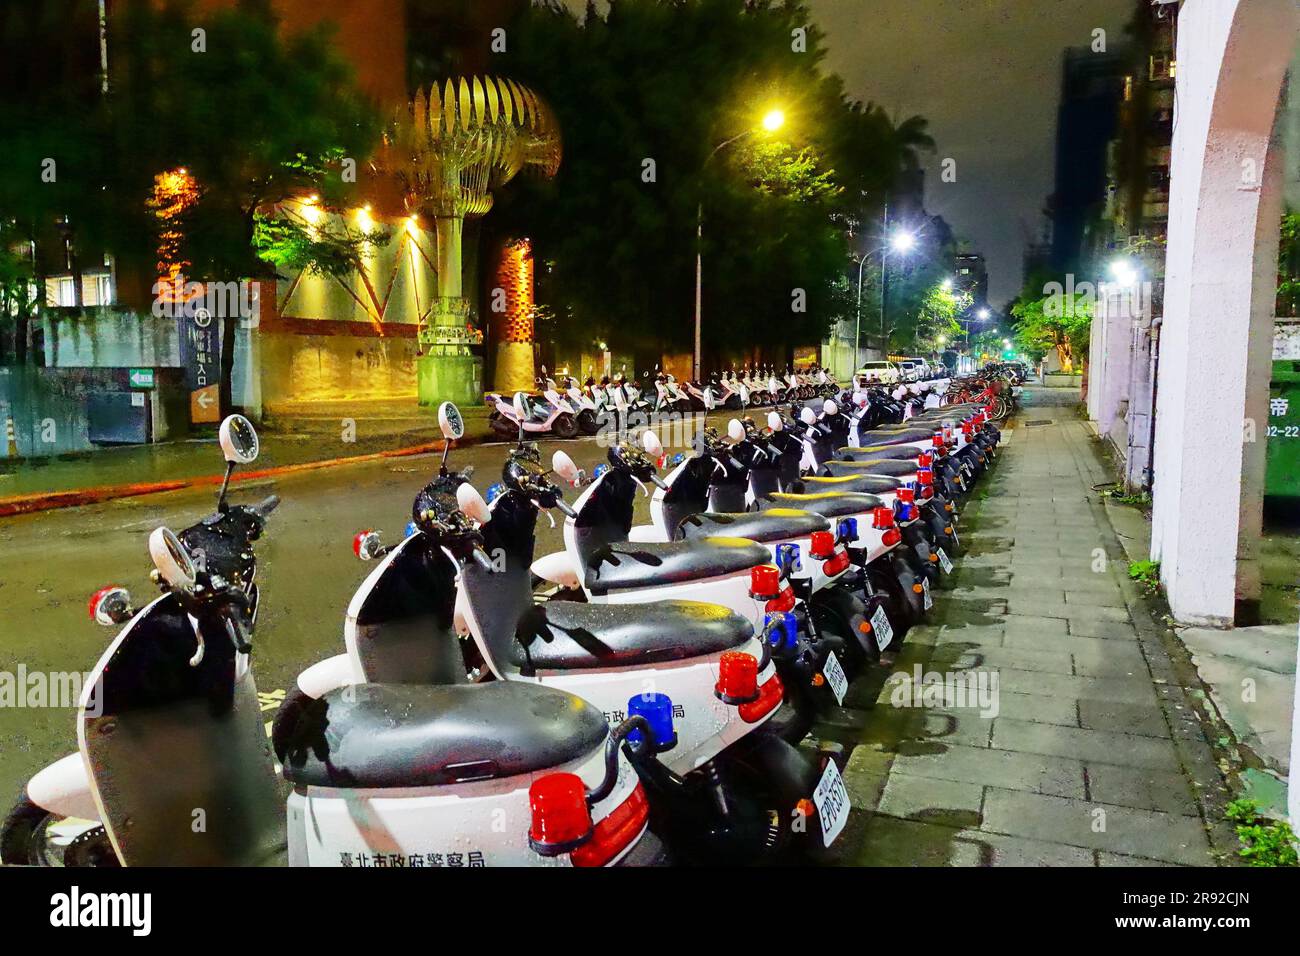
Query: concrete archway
1150 0 1299 627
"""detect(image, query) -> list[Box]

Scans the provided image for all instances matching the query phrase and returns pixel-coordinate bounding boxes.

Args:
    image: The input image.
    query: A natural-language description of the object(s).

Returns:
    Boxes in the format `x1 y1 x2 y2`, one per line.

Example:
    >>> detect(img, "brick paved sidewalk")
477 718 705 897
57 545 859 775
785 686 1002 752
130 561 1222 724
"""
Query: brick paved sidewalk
820 386 1232 866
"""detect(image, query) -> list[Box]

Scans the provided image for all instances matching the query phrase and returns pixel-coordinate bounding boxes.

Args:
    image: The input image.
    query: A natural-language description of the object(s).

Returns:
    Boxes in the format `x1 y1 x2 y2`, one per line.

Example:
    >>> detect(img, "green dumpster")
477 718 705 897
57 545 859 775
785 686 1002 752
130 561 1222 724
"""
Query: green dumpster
1266 360 1300 496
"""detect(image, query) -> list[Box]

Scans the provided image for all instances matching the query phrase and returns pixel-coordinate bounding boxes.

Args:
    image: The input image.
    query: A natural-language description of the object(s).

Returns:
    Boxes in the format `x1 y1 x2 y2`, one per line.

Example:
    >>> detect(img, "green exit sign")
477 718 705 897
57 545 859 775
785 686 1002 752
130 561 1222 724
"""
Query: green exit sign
128 368 155 389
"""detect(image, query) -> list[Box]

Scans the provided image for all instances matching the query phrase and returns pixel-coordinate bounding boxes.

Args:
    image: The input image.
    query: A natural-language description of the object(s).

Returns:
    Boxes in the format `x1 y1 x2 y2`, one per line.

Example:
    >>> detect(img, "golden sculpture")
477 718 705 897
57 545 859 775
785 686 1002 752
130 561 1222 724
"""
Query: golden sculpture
376 76 562 403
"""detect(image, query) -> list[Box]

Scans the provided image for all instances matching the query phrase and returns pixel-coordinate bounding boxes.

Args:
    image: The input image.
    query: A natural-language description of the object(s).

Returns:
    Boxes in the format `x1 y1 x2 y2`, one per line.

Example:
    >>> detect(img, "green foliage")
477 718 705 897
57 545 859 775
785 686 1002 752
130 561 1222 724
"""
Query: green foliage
1127 559 1160 594
911 284 967 353
252 213 389 280
1279 211 1300 317
0 0 378 293
1225 799 1299 867
1011 286 1093 372
105 2 380 280
487 0 939 358
1103 488 1152 509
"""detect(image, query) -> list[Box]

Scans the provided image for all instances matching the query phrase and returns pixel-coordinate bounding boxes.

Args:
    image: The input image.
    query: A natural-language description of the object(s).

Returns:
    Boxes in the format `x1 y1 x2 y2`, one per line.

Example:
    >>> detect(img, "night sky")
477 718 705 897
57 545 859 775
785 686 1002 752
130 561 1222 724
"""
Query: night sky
563 0 1137 305
810 0 1137 304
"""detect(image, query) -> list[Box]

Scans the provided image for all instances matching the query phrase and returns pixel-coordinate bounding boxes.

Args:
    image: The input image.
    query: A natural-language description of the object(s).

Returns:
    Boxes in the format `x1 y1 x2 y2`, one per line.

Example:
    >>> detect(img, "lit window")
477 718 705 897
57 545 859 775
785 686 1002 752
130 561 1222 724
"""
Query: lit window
95 274 113 305
53 276 75 306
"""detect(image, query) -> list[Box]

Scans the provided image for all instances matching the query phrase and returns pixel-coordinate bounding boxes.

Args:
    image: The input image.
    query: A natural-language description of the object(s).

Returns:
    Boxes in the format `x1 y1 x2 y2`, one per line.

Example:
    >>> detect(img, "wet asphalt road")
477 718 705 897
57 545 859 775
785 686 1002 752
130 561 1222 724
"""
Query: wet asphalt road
0 427 674 803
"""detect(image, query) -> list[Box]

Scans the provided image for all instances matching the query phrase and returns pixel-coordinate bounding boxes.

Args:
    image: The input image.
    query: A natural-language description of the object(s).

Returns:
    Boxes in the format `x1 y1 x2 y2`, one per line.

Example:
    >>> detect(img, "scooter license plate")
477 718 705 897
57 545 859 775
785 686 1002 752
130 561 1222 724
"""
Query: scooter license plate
922 577 934 611
822 650 848 705
870 604 894 651
937 548 954 574
813 760 851 848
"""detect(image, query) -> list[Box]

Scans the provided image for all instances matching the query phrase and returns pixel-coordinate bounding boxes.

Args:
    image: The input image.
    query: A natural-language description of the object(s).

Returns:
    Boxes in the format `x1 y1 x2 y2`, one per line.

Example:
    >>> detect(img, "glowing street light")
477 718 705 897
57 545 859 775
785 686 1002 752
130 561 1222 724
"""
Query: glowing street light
1109 258 1139 288
890 231 917 253
761 109 786 133
978 308 991 320
941 278 953 291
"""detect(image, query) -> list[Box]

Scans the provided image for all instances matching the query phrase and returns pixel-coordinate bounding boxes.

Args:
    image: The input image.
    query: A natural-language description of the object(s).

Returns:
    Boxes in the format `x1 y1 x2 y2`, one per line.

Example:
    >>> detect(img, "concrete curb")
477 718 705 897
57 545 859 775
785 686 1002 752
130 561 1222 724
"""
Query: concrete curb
0 432 496 518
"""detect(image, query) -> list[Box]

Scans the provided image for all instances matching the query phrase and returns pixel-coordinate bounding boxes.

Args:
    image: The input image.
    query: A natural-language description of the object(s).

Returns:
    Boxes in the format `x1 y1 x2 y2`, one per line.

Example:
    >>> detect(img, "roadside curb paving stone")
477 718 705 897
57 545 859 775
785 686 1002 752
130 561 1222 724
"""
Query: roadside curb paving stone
824 386 1233 867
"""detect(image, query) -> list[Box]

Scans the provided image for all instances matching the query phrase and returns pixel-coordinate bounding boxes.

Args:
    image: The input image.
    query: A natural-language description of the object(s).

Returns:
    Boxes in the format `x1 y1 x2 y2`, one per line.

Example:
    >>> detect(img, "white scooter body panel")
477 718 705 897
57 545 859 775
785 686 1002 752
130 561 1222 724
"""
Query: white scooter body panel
460 588 778 776
287 740 643 868
298 653 358 699
27 751 99 821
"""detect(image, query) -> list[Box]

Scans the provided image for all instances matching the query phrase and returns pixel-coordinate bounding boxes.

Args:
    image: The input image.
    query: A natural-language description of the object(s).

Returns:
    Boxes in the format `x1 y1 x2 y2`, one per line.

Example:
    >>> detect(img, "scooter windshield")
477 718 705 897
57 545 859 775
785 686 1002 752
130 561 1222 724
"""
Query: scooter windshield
348 535 469 686
79 594 284 866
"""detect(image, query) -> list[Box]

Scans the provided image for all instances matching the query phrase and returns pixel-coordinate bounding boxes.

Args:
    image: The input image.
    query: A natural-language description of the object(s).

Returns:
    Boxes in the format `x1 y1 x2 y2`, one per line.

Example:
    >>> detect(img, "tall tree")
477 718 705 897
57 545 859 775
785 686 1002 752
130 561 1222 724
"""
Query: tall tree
104 1 380 414
485 0 942 365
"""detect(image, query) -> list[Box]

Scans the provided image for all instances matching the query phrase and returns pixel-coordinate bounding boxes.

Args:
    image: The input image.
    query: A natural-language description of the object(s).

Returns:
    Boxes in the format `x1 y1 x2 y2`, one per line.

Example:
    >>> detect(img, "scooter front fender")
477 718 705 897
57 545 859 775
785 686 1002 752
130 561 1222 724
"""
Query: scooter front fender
297 653 359 700
28 752 99 822
532 549 582 589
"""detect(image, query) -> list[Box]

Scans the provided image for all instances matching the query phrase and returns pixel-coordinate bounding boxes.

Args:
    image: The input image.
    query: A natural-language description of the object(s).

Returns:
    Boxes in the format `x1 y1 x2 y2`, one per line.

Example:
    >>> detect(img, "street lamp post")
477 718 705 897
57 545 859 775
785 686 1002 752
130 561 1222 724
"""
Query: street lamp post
693 108 785 382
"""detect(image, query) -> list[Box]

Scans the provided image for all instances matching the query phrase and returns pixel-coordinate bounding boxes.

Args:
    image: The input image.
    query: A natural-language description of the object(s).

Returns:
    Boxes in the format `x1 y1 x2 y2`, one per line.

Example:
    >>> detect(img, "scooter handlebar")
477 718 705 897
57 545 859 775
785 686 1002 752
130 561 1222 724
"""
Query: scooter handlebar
253 495 280 518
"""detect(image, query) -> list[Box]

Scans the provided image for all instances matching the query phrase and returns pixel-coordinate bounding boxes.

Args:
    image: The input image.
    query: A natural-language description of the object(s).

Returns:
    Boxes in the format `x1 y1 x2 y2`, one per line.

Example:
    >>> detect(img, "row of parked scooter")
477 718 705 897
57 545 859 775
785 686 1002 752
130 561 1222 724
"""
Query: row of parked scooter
3 373 1003 867
486 364 843 440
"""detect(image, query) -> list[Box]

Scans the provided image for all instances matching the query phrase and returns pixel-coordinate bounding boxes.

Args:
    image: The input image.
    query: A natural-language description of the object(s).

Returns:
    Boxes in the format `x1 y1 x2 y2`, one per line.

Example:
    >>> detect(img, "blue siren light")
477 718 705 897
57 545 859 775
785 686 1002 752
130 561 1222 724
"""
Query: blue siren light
764 611 799 649
626 693 677 752
775 542 802 576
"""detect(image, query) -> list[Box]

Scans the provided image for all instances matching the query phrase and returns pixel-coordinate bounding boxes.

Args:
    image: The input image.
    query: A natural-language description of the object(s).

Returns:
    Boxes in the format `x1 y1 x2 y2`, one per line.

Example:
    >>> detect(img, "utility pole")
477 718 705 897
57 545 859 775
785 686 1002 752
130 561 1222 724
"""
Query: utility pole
879 204 890 357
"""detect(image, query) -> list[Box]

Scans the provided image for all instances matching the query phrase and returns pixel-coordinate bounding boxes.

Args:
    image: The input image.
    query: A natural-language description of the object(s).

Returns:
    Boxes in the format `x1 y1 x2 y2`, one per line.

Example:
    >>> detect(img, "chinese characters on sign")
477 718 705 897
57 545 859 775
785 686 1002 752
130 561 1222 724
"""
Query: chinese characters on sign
338 851 486 867
180 309 220 423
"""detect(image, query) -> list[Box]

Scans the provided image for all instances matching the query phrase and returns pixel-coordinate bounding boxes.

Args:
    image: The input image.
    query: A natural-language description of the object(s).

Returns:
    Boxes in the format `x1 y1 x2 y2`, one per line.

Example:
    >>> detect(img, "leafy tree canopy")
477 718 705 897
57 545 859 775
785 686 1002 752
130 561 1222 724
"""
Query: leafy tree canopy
486 0 938 360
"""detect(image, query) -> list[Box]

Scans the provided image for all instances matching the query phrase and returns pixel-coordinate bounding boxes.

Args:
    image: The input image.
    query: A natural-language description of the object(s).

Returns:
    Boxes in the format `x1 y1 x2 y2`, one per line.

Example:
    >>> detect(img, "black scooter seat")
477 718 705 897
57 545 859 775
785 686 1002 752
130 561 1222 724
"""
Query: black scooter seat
276 682 606 789
676 508 829 544
514 599 752 671
836 445 926 462
585 536 770 595
796 474 907 496
823 459 918 478
759 491 883 518
853 427 936 446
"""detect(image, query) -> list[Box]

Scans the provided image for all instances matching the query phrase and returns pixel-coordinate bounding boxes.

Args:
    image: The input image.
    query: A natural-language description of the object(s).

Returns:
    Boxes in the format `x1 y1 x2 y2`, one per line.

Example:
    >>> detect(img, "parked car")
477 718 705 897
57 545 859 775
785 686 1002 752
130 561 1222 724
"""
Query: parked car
855 360 901 385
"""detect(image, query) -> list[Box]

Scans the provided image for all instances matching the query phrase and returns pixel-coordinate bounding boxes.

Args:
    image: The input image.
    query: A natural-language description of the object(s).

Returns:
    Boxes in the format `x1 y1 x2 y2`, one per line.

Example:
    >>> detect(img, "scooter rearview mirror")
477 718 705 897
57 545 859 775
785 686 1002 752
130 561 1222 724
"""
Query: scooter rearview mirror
823 399 839 416
800 406 818 426
642 430 663 459
767 411 783 432
512 392 528 421
149 527 198 593
219 414 260 466
727 419 746 443
552 450 581 484
456 482 491 524
438 402 465 441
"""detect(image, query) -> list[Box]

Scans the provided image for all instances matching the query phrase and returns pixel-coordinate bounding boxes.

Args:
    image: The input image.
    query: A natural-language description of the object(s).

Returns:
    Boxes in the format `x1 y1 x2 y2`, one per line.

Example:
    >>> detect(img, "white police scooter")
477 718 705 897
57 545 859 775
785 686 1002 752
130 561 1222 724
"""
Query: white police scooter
3 414 658 868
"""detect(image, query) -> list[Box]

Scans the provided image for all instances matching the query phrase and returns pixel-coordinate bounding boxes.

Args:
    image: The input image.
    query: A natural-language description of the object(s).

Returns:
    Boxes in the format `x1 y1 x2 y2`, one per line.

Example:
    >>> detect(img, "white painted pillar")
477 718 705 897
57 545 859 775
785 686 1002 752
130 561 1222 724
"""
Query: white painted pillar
1292 617 1300 825
1087 303 1106 423
1149 0 1299 626
1095 288 1134 439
